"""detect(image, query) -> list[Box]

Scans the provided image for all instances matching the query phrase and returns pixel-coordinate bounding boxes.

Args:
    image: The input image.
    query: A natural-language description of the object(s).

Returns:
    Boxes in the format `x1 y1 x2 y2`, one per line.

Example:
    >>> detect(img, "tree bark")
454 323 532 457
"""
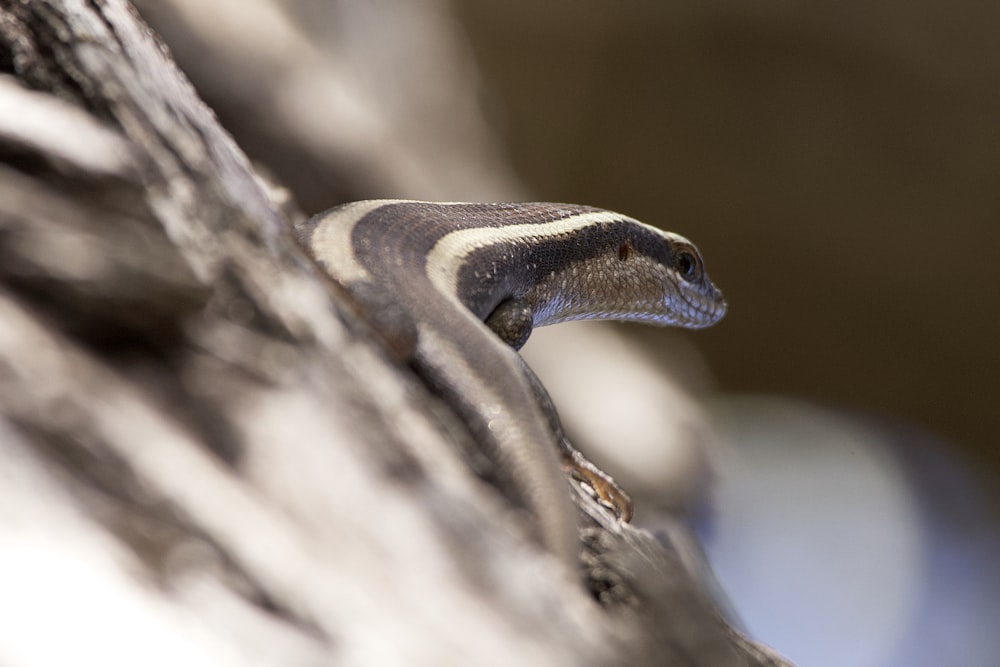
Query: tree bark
0 1 791 665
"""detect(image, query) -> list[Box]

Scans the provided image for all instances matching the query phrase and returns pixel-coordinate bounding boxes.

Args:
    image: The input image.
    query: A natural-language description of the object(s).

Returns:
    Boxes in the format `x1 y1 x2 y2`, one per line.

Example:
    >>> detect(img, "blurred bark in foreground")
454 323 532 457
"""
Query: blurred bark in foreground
0 1 790 665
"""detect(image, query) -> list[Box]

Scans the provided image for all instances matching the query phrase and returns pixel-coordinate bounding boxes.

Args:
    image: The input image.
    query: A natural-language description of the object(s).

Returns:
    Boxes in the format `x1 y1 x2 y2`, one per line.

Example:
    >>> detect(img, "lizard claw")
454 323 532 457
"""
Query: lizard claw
563 451 634 523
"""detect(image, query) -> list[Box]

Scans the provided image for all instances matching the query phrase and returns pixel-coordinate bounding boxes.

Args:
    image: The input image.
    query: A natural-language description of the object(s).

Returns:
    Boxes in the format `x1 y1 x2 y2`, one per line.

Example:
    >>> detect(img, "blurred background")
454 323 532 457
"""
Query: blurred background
455 1 1000 471
134 1 1000 665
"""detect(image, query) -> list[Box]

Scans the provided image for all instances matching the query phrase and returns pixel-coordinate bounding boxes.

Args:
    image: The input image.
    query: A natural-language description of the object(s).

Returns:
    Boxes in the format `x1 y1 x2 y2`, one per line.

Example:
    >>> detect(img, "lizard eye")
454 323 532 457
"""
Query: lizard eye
675 248 701 280
678 252 695 276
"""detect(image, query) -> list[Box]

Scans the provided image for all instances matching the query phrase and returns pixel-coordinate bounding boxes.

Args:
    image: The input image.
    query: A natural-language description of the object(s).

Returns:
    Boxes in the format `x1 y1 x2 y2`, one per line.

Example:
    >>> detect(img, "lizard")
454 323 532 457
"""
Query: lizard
296 201 726 568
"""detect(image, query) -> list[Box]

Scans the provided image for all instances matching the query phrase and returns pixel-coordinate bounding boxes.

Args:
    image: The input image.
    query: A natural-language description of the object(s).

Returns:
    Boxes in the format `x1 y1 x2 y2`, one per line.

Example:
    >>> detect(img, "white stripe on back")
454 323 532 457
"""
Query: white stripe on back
425 209 686 297
308 199 407 283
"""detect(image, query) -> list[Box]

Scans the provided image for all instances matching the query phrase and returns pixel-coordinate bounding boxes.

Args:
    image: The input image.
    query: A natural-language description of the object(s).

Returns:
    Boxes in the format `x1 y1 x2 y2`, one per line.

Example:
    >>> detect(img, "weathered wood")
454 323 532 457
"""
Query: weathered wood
0 1 791 664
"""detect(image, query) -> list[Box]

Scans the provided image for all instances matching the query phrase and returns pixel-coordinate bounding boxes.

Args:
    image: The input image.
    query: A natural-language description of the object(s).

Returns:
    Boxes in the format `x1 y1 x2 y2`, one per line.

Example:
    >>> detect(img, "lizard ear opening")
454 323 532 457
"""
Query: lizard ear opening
617 242 632 261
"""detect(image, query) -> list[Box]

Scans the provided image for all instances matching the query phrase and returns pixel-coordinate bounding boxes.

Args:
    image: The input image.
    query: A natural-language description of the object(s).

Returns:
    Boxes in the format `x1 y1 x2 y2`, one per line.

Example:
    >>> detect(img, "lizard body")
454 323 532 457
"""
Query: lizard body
297 201 726 568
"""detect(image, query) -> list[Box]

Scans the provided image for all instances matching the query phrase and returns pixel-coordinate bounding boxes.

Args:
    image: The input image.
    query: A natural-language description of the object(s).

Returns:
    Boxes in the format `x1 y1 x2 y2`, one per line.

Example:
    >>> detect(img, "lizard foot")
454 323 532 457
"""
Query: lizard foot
563 450 634 523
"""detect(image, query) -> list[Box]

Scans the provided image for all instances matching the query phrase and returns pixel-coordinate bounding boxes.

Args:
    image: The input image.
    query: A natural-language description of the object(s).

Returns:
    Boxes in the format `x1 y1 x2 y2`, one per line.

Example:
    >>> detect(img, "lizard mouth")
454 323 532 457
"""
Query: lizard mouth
677 282 727 327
